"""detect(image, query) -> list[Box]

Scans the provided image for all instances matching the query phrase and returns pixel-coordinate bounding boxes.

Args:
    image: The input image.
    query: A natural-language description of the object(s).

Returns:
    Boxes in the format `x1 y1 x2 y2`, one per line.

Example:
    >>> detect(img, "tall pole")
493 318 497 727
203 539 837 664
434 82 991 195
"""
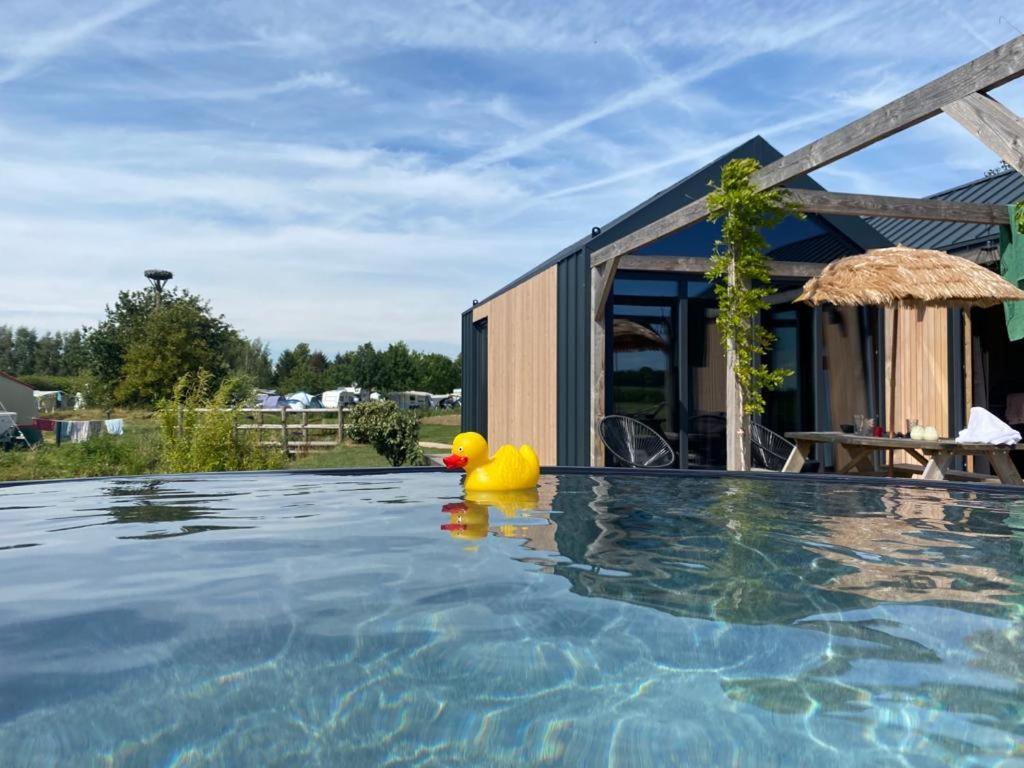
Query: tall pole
144 269 174 308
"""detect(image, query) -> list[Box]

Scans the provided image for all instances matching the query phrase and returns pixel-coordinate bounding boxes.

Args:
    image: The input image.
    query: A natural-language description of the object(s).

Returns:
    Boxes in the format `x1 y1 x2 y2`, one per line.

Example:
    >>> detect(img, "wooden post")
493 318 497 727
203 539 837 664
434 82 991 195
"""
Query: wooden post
590 265 607 466
337 406 344 446
964 311 973 471
280 406 289 456
258 408 264 446
301 408 309 451
888 306 899 477
725 264 751 471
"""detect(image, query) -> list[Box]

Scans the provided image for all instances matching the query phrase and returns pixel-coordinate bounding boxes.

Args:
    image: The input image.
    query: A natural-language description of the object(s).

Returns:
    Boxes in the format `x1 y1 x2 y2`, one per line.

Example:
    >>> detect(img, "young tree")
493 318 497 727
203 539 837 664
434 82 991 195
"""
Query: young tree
378 342 415 392
11 327 38 374
415 352 459 394
274 342 326 393
228 337 274 386
350 342 381 390
0 326 13 373
89 288 238 406
114 299 237 405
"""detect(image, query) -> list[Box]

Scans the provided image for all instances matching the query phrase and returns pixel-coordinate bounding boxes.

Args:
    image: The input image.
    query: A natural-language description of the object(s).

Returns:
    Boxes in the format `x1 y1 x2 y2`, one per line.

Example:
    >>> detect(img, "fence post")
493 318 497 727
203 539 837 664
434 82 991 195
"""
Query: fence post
280 406 289 456
301 408 309 451
337 406 344 445
258 408 264 446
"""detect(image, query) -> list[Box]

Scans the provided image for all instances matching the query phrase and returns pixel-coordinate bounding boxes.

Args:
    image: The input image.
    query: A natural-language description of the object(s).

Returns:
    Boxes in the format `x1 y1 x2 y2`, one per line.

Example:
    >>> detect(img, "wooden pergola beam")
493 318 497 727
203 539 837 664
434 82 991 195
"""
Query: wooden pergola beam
619 254 823 278
784 188 1011 225
590 34 1024 271
942 92 1024 174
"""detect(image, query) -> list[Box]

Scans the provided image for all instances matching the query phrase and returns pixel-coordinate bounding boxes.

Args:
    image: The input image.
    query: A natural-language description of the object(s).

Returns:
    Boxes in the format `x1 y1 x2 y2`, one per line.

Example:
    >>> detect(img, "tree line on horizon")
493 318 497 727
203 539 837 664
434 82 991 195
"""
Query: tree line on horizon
0 287 460 407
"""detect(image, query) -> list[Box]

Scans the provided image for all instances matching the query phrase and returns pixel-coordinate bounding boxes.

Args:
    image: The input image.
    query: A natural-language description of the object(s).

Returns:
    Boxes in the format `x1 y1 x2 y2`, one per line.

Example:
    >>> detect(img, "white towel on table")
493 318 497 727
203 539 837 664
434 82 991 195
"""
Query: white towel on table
956 407 1022 445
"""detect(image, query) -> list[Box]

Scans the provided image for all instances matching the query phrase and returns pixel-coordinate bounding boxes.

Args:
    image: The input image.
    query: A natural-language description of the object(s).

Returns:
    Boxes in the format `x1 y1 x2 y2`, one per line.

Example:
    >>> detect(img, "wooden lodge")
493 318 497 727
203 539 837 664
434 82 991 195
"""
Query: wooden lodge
460 35 1024 473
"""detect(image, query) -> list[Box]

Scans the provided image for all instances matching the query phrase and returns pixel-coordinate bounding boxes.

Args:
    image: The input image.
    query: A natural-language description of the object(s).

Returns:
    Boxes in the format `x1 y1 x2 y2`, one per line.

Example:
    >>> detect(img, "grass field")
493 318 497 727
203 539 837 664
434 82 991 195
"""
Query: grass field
0 408 461 482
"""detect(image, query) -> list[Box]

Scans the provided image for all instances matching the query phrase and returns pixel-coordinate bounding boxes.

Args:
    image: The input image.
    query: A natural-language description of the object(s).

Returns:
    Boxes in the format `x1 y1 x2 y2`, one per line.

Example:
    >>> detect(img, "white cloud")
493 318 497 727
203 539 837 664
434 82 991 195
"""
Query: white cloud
2 0 1023 355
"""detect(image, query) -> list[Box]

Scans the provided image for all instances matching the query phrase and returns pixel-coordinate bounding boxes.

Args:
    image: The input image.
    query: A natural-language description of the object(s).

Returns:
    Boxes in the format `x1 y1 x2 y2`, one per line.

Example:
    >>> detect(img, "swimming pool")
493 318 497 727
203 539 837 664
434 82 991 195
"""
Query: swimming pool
1 470 1022 766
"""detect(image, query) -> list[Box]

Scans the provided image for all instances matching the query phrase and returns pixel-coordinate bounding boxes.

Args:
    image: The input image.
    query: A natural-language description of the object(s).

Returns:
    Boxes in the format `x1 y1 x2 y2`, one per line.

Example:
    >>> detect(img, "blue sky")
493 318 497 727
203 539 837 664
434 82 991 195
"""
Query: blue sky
2 0 1023 358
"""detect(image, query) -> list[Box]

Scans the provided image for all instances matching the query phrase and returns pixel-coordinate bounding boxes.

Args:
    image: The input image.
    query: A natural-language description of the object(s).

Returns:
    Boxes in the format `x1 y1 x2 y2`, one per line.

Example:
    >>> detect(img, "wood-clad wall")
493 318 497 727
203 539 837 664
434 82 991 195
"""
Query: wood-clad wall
473 267 558 464
885 306 950 464
823 307 870 469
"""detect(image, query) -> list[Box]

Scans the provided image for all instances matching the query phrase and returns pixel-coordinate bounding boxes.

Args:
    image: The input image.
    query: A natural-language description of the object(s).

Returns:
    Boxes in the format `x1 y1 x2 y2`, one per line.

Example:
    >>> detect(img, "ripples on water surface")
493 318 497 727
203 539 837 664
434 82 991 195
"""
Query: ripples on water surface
1 471 1023 766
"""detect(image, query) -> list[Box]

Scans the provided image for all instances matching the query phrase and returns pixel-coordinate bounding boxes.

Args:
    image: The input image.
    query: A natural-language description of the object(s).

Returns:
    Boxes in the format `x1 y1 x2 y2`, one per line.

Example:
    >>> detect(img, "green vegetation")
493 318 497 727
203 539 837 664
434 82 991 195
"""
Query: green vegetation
0 430 161 482
0 282 460 411
273 340 460 396
1015 201 1023 234
346 400 423 467
291 443 390 469
705 158 798 417
158 371 285 473
418 422 458 444
0 405 455 481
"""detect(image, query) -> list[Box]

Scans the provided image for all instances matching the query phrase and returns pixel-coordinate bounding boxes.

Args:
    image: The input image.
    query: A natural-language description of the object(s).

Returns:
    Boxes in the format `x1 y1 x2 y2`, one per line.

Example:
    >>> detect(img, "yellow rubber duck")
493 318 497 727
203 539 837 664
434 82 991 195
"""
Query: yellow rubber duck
443 432 540 492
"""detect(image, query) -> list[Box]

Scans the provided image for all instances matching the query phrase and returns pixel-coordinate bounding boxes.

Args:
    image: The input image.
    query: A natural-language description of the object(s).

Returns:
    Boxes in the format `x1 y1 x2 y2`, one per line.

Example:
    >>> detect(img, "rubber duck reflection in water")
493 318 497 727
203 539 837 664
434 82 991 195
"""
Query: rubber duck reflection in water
440 487 541 540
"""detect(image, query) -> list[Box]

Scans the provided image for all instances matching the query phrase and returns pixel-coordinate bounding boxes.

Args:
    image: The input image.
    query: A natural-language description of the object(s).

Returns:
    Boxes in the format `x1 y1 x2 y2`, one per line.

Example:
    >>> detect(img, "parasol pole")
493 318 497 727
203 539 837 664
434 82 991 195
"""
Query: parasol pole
888 305 899 477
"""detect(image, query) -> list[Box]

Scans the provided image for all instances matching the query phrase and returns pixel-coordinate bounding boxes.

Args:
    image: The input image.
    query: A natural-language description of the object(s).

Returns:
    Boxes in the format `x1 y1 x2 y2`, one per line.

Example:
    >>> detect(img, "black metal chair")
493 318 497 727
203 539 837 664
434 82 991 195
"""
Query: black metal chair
749 422 795 471
599 415 675 468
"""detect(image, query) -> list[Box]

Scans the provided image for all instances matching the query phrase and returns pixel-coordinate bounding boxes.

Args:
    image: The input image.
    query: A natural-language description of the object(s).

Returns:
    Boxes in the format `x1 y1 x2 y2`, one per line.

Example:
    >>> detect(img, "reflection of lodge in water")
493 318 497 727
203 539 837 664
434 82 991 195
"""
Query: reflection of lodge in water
482 475 1024 624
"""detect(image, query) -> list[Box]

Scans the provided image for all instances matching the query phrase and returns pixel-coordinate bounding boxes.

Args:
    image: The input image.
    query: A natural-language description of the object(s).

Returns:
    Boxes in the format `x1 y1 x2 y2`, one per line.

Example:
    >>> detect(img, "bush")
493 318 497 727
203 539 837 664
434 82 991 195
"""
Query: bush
346 400 423 467
158 371 284 473
346 400 394 443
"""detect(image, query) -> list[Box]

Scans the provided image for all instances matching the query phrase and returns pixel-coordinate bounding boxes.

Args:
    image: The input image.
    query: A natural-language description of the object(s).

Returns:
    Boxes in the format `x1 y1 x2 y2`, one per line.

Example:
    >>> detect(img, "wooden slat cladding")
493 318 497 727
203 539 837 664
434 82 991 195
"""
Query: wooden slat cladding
886 307 951 465
822 307 871 469
475 267 558 464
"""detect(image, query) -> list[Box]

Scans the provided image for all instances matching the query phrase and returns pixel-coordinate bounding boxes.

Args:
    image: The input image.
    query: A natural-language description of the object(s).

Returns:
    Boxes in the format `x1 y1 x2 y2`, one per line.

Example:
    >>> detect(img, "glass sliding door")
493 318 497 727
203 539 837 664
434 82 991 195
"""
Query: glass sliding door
684 300 726 468
610 301 679 465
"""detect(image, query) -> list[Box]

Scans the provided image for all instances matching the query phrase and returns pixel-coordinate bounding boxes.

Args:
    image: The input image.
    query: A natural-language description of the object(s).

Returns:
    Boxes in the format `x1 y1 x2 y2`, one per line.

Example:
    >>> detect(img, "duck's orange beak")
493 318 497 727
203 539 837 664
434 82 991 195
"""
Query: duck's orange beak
443 454 468 470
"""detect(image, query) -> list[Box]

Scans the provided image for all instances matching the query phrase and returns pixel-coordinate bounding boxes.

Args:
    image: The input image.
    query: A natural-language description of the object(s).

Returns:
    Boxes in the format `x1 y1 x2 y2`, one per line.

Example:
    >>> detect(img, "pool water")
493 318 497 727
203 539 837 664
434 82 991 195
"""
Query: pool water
1 471 1023 766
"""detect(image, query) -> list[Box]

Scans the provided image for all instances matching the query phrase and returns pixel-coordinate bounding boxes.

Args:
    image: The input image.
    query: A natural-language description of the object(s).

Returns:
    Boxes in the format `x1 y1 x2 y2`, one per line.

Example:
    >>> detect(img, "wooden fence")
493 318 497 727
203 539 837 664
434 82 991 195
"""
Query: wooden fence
193 407 348 455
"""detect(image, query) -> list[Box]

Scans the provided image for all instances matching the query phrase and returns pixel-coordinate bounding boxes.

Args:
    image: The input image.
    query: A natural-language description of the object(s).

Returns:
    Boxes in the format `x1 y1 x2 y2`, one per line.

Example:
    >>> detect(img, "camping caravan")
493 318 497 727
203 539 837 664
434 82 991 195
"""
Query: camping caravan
321 387 361 409
385 391 433 410
0 373 39 425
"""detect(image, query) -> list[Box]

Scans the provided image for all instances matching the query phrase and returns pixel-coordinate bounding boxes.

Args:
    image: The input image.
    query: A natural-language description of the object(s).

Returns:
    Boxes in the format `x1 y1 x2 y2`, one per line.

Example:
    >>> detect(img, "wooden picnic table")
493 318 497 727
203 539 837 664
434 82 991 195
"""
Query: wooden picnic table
782 431 1024 486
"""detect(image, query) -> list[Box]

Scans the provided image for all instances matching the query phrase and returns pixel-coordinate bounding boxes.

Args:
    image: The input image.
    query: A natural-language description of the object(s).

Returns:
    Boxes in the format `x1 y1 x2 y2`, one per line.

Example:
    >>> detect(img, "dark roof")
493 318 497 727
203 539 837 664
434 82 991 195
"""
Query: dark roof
868 169 1024 254
0 372 33 390
467 136 890 312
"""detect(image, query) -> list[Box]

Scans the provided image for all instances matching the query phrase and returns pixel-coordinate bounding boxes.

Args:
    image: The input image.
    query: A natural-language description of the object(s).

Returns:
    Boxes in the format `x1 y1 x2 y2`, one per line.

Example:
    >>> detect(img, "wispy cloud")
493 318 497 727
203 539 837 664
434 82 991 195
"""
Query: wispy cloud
0 0 158 84
131 71 364 102
1 0 1022 353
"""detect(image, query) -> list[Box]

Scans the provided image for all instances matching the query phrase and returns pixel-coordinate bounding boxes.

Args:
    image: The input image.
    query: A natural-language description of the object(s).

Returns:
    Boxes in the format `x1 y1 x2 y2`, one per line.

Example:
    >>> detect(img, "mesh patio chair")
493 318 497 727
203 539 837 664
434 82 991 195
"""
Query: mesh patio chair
749 422 795 471
599 415 675 468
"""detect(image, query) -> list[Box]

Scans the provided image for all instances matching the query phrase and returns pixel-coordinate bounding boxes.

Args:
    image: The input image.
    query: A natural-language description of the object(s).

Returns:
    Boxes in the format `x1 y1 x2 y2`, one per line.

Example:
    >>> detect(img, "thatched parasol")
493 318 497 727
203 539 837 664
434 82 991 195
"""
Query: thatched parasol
797 246 1024 472
613 318 669 352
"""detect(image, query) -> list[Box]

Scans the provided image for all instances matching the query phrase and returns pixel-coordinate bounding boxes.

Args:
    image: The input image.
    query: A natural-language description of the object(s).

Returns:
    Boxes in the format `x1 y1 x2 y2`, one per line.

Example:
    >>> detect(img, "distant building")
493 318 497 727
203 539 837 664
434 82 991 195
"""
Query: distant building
0 372 40 424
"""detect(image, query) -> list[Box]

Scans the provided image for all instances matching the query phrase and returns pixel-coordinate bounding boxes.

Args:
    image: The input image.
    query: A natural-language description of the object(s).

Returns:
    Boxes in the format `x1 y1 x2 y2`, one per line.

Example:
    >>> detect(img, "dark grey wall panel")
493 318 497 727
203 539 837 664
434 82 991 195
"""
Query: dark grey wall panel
460 311 487 435
556 249 590 465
